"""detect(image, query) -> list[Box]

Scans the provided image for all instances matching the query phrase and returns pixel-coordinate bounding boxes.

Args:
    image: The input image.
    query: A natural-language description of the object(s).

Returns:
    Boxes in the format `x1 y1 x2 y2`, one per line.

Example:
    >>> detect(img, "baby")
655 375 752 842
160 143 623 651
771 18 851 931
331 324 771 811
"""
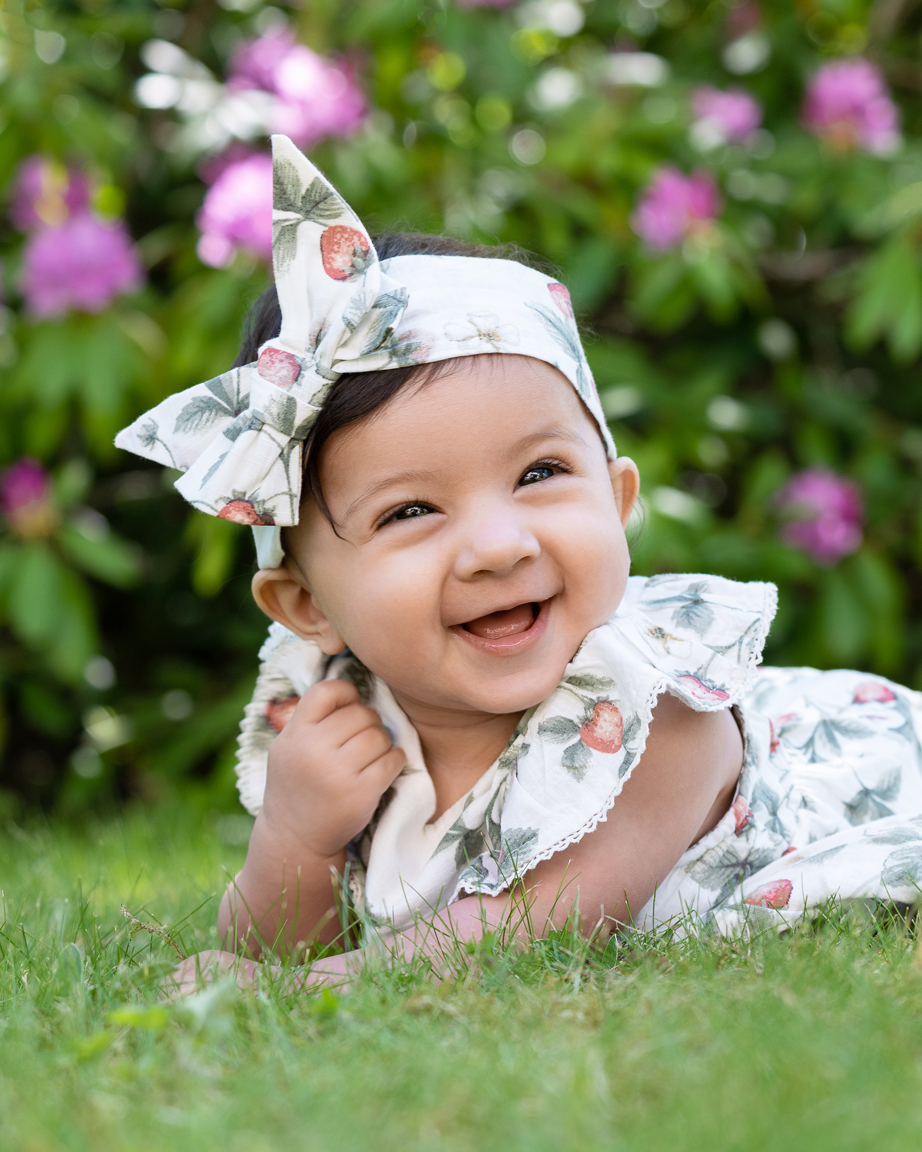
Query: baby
118 137 922 989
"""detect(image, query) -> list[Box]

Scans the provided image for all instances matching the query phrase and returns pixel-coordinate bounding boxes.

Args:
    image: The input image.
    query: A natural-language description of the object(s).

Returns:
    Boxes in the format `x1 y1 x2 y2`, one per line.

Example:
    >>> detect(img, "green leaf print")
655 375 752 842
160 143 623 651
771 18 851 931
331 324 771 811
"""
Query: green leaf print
336 659 373 705
174 394 235 435
688 841 779 905
564 673 616 691
562 739 591 778
881 844 922 888
496 827 540 882
538 716 581 743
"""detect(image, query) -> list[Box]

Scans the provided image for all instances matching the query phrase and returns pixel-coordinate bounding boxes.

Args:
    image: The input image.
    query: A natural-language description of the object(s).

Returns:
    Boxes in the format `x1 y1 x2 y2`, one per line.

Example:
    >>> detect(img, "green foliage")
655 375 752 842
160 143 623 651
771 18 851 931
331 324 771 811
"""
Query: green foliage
3 808 922 1149
2 0 922 802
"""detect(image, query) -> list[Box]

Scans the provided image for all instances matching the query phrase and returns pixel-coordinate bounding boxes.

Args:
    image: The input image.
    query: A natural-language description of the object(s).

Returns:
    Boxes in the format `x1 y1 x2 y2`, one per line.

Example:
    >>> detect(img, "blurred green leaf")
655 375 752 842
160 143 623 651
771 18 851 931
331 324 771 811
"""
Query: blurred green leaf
846 235 922 363
59 524 141 588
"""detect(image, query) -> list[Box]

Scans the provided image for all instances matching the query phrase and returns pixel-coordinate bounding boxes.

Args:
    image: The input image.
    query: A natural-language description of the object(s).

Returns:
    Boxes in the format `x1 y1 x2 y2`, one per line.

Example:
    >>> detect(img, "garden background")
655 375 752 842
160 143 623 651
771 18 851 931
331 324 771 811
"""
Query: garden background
2 0 922 812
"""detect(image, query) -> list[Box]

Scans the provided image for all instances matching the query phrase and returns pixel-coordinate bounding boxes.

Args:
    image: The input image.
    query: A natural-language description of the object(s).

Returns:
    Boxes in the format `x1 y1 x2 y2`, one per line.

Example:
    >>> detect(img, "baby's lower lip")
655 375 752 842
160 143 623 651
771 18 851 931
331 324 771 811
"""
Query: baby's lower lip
450 600 550 655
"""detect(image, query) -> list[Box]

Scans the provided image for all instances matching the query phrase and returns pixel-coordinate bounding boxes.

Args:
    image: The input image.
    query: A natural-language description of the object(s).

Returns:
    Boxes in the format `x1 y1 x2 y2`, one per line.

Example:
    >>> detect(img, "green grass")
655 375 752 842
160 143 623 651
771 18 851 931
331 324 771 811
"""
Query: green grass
2 804 922 1151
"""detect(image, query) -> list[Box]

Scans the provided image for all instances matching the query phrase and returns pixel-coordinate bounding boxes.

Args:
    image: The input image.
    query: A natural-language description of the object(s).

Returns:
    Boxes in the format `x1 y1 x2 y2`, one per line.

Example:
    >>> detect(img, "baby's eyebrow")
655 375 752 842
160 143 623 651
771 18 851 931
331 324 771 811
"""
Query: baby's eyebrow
502 427 587 460
342 469 437 521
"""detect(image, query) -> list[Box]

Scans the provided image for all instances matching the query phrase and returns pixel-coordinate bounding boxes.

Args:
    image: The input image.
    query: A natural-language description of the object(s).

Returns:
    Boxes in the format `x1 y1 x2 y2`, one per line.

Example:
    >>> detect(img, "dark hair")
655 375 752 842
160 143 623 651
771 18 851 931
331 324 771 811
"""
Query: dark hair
234 232 550 526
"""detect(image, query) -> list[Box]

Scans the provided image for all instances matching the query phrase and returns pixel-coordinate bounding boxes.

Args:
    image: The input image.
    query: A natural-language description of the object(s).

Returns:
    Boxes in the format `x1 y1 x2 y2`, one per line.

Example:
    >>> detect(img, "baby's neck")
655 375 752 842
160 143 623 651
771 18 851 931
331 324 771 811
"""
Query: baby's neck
390 691 523 822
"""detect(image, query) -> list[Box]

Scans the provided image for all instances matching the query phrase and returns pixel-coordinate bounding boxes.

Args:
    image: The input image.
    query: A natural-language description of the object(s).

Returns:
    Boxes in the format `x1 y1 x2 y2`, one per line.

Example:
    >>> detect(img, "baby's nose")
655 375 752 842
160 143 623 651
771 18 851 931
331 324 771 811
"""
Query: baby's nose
452 508 540 580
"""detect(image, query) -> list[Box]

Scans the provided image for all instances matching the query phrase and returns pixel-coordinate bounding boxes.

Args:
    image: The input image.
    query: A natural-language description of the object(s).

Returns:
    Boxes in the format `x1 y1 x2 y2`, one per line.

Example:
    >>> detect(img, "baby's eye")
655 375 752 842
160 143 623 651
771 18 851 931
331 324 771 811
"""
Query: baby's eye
518 463 559 487
393 503 433 521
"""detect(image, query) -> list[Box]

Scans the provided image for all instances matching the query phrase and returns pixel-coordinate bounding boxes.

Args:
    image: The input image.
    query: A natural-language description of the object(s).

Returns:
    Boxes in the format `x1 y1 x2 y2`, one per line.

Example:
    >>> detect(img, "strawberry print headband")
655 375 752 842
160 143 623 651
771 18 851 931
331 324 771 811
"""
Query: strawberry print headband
115 135 615 569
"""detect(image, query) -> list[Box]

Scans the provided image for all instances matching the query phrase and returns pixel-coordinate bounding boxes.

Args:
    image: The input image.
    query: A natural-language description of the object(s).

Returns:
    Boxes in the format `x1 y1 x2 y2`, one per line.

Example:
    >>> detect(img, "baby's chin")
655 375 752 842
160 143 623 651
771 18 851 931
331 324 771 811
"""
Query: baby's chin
392 665 572 717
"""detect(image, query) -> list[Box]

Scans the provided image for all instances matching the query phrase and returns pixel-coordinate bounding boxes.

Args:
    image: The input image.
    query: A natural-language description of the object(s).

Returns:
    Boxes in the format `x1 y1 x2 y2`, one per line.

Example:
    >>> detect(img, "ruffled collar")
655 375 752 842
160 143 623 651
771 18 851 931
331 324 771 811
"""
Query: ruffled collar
236 572 776 930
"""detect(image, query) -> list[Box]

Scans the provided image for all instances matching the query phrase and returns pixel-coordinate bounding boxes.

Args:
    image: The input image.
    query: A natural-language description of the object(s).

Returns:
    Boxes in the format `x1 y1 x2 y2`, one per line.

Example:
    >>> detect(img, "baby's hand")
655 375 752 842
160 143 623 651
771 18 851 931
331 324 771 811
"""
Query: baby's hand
260 679 406 860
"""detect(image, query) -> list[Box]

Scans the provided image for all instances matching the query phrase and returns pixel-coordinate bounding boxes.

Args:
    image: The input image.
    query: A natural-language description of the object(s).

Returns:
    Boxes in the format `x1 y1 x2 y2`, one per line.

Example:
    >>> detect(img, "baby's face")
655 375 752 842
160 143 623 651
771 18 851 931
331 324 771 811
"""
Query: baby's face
285 356 638 716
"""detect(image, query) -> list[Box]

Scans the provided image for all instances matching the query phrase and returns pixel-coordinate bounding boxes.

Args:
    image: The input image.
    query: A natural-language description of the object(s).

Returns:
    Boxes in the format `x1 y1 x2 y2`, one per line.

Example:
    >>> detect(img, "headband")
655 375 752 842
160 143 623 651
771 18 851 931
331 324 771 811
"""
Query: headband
115 135 615 569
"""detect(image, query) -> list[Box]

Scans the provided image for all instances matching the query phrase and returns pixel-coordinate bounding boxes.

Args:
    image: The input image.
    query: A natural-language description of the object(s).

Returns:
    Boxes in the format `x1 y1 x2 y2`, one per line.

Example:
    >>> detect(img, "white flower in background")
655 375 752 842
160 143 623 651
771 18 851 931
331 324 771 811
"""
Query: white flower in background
606 52 669 87
529 67 583 111
515 0 585 37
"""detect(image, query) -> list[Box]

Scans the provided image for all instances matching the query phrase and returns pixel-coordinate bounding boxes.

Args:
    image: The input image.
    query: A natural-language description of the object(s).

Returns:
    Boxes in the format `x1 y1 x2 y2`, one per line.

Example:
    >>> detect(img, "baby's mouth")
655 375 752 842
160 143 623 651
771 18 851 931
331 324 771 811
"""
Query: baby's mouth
462 602 538 639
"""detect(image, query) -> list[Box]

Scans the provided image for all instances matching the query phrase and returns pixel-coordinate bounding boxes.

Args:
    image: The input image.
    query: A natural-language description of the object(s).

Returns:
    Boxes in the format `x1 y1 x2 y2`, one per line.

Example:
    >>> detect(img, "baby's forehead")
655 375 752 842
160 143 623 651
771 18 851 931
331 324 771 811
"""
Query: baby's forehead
352 354 594 442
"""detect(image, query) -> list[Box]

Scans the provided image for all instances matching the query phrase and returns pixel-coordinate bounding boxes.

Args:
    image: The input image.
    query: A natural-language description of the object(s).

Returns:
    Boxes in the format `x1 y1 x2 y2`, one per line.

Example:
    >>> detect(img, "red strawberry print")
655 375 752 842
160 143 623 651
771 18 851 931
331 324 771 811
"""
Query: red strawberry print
218 500 275 526
677 675 730 704
580 701 624 753
853 681 896 704
265 694 300 734
769 719 780 755
743 879 793 910
732 795 753 835
548 282 574 318
782 845 798 856
320 225 372 281
258 347 301 389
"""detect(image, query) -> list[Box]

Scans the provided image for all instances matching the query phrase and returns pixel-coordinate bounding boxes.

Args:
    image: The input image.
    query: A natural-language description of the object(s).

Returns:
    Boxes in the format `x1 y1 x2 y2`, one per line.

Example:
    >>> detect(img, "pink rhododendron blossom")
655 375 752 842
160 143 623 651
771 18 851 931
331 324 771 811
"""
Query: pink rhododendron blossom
691 85 762 143
631 167 721 251
802 59 900 155
196 152 273 268
228 30 365 149
775 468 863 566
0 458 57 538
227 29 294 93
21 213 143 318
9 155 91 232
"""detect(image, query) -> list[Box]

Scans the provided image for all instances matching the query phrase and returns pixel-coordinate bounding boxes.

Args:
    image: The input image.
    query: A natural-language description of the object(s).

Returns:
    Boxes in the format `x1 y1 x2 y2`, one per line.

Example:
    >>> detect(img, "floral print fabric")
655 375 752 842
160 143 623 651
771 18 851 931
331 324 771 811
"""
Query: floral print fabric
114 134 613 569
647 665 922 935
236 572 778 931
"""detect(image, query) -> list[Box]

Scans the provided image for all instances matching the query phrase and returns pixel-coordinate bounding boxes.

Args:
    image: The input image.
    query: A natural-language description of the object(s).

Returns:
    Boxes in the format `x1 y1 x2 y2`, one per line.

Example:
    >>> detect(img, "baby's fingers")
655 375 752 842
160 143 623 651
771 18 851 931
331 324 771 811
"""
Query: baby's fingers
340 723 395 770
291 679 360 726
362 745 407 793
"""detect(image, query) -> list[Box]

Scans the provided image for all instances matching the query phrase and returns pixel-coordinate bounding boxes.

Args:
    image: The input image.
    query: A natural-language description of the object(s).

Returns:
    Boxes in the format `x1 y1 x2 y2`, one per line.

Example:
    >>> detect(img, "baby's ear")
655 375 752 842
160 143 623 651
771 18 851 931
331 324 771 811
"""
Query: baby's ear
608 457 640 528
251 565 347 655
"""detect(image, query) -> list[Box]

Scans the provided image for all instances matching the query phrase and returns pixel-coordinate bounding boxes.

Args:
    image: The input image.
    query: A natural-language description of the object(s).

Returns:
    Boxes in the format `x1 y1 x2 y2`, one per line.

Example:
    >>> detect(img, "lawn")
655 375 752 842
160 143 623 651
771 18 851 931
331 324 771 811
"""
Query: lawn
2 802 922 1152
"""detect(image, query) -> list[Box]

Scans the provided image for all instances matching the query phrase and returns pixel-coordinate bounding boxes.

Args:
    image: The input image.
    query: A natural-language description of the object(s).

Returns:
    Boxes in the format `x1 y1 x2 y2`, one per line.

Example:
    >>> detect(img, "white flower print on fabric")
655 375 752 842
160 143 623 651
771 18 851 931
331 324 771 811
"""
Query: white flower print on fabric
444 313 520 351
114 136 615 568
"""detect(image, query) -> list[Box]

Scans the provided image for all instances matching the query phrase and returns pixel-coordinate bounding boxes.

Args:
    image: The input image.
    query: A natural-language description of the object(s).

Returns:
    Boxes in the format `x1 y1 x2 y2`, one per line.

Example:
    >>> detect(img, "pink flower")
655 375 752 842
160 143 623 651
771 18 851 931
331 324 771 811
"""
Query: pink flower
227 29 294 94
775 469 863 566
21 213 143 318
802 59 900 156
631 167 721 252
691 85 762 144
196 153 273 268
1 458 57 538
228 30 365 150
9 155 91 232
853 681 896 704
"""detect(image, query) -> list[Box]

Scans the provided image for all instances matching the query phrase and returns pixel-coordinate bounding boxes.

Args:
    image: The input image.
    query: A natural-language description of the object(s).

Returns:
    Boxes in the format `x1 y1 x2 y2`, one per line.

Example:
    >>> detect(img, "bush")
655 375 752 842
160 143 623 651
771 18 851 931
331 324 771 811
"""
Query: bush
1 0 921 805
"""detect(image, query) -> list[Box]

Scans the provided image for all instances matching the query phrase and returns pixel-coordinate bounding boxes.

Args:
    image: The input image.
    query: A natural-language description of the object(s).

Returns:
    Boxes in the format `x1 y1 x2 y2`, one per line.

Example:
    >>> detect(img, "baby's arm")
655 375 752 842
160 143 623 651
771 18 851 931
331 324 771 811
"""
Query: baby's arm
297 694 742 984
218 680 405 958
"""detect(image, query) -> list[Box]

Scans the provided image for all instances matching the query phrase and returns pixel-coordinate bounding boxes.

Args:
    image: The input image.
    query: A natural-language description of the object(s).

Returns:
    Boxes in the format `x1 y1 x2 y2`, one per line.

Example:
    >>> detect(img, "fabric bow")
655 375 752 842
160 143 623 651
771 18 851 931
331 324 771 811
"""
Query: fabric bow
115 135 412 531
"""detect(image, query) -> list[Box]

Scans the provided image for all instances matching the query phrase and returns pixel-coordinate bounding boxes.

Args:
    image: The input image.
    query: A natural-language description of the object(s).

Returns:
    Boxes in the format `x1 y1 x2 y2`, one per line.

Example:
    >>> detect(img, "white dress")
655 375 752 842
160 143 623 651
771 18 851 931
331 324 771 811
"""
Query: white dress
236 573 922 936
